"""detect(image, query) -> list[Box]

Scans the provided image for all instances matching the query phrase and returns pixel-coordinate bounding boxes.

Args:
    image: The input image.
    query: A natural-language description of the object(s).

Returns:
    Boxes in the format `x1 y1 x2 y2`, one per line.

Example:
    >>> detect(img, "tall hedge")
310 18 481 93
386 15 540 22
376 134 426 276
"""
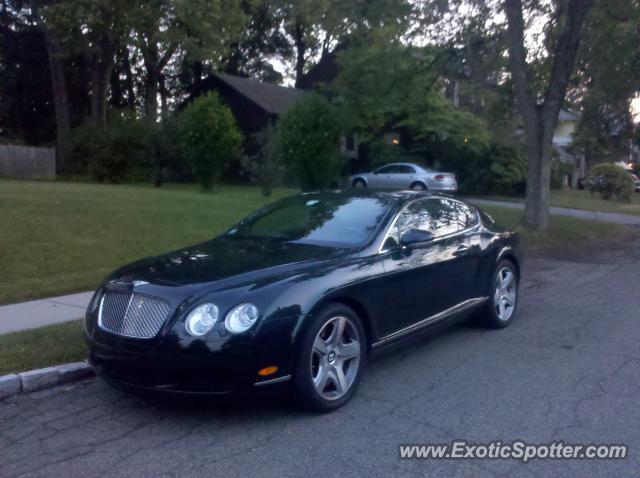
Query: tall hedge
275 94 343 190
177 92 242 190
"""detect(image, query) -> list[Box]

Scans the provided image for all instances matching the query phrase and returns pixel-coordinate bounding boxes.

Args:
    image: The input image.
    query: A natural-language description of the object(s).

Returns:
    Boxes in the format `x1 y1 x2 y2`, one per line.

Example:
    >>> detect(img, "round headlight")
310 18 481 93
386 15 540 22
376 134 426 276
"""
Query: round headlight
185 303 219 336
225 303 259 334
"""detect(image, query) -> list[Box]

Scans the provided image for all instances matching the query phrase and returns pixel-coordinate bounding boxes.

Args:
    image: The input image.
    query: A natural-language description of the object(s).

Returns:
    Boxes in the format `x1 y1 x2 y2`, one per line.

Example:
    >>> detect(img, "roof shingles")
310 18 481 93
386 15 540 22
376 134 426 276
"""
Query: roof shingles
215 73 307 115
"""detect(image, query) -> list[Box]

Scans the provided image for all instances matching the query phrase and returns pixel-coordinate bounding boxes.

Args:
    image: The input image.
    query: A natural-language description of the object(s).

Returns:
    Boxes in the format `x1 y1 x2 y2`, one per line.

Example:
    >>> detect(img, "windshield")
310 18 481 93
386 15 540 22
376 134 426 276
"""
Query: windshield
226 195 393 248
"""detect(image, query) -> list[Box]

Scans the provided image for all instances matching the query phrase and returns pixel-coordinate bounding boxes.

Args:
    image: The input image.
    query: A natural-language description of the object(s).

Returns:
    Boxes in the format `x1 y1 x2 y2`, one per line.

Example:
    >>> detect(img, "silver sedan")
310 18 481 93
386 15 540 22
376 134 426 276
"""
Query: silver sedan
349 163 458 192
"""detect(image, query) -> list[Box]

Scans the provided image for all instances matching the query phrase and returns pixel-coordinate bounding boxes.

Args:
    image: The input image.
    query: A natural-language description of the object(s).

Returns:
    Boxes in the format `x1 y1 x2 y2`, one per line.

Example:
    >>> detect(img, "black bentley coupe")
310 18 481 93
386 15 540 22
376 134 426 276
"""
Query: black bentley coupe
85 190 521 411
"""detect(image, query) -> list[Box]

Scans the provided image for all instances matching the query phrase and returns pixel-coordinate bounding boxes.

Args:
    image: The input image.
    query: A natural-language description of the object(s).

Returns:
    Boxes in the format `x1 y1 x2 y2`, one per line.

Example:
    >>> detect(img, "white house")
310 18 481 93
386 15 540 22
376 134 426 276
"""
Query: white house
552 109 585 187
553 109 579 148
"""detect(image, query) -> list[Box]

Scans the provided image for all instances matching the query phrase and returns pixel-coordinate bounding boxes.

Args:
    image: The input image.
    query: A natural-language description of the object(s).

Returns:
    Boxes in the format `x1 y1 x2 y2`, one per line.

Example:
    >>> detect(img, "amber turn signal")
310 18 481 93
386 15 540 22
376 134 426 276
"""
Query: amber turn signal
258 366 278 376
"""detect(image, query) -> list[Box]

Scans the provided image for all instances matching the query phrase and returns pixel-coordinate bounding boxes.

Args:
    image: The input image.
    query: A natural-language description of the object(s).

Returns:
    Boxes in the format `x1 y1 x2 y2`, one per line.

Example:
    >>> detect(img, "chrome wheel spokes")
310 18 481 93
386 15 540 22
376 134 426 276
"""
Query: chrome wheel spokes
495 267 517 321
311 316 361 401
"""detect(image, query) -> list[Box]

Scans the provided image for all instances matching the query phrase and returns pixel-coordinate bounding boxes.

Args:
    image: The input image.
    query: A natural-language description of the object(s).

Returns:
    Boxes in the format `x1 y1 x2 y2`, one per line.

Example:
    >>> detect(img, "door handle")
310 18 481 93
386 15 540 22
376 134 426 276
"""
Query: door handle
455 244 470 255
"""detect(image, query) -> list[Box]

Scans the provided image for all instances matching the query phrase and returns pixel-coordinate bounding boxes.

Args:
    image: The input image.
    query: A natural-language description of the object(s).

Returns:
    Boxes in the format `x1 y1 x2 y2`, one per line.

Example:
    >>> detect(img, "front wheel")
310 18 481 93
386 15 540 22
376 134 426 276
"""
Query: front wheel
476 260 519 329
292 304 366 412
352 178 367 188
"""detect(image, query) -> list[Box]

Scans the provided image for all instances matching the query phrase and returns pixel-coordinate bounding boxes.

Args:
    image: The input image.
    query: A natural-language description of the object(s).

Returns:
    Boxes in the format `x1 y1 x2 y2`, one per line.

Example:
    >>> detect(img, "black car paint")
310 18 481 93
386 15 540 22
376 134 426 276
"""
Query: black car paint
85 191 521 395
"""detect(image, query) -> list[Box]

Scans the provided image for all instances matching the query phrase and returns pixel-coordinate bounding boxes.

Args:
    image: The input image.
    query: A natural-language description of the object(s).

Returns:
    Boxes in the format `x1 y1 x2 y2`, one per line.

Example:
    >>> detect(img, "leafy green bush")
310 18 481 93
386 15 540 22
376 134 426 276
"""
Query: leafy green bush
177 92 242 190
241 126 283 197
151 116 194 185
275 94 343 190
587 163 634 200
443 141 526 196
69 112 154 183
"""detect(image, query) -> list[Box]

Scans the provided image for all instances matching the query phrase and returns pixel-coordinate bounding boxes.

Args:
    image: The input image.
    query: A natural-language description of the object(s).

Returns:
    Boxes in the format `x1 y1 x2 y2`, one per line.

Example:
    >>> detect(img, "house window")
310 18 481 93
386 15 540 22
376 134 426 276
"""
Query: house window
384 133 401 145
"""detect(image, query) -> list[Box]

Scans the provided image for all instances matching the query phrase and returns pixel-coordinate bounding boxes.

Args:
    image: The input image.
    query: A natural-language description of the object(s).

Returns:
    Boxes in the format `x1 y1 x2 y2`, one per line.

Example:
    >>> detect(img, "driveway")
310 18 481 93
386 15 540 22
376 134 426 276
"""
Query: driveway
1 238 639 477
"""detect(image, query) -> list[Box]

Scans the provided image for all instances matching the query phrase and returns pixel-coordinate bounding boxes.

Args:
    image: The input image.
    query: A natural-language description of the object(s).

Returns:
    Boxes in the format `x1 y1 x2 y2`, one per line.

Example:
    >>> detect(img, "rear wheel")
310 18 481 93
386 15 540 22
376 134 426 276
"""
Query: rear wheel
352 178 367 188
476 259 519 329
410 181 427 191
292 304 366 412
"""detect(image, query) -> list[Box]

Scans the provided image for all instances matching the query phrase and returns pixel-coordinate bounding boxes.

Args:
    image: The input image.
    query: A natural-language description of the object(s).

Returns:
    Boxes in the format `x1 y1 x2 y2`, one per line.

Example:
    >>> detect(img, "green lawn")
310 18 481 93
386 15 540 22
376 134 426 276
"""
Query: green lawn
0 320 85 376
0 179 628 305
0 180 294 304
550 189 640 215
480 205 625 253
480 189 640 216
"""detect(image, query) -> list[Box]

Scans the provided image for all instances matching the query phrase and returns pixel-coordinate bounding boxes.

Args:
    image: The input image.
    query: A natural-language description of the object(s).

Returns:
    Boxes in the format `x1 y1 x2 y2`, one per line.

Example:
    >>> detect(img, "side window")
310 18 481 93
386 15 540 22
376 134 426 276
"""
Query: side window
397 199 435 237
397 199 471 239
461 203 479 228
383 199 478 250
397 165 415 174
431 199 475 235
375 165 395 174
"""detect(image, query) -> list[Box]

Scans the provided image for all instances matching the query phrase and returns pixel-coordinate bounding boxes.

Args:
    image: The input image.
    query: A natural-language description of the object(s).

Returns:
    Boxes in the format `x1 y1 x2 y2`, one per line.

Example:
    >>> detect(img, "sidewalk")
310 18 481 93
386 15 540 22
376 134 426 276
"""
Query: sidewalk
0 291 93 335
467 198 640 225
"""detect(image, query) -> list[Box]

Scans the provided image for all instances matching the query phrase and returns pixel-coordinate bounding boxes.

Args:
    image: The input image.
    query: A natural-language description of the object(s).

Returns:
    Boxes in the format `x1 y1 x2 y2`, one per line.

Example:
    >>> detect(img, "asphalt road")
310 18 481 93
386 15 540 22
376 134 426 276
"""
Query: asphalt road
2 234 640 477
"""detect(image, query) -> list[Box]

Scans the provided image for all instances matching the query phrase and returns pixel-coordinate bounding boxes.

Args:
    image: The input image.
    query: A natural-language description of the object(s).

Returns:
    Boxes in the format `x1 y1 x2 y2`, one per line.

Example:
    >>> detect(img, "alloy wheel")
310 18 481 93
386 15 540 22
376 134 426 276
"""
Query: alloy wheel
494 267 517 321
310 316 361 401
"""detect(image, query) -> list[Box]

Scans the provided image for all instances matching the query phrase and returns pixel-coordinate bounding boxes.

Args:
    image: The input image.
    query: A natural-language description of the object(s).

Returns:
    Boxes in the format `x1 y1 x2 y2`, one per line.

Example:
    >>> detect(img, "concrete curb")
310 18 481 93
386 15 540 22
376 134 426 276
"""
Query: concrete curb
0 361 94 400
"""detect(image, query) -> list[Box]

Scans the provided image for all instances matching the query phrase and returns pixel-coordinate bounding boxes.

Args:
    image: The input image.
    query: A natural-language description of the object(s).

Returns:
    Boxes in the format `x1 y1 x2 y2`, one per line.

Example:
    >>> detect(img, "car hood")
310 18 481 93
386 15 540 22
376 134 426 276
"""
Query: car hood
106 237 347 291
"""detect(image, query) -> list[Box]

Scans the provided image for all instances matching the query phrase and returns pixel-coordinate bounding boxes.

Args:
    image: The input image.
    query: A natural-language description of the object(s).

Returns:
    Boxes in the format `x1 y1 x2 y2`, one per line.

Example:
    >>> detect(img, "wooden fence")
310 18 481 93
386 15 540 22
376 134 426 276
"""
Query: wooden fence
0 144 56 180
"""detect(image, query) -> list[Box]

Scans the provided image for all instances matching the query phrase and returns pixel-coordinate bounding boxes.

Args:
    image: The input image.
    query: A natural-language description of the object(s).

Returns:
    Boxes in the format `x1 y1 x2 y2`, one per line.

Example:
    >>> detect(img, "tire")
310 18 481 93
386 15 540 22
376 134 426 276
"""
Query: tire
410 181 427 191
292 303 367 412
352 178 367 188
476 259 519 329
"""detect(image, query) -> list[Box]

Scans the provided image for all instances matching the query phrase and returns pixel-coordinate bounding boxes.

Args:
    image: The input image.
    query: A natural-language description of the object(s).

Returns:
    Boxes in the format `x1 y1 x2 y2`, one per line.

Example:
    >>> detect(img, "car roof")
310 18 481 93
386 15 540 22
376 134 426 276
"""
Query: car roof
376 162 426 170
297 189 454 205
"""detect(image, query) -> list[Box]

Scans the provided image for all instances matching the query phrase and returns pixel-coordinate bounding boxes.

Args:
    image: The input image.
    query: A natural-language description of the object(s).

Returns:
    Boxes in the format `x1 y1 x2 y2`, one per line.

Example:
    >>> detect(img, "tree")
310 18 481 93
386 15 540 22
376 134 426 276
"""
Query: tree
222 0 291 82
42 0 136 126
177 93 242 190
129 0 245 123
277 0 415 86
275 94 343 190
504 0 595 229
331 35 492 158
571 0 640 176
0 2 57 146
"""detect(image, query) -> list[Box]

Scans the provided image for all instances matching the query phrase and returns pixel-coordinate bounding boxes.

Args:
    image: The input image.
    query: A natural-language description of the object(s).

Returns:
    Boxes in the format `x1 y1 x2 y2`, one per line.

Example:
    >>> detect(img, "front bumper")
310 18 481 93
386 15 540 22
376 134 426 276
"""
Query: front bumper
86 314 302 396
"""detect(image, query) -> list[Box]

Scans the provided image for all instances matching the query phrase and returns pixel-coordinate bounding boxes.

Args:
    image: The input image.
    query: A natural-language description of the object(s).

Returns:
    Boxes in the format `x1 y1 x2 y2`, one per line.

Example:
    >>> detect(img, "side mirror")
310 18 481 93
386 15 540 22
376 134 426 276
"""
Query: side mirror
372 170 379 175
400 229 434 246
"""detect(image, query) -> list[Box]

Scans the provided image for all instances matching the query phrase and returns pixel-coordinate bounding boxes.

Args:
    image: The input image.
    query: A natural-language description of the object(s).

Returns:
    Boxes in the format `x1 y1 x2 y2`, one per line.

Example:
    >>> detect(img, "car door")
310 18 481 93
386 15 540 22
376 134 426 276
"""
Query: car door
368 165 395 188
376 198 476 337
392 165 417 188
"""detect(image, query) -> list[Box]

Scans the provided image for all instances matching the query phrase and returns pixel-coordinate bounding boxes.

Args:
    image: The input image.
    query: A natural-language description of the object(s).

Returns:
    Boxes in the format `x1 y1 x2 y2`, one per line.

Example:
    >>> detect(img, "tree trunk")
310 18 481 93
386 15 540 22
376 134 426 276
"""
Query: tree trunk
144 70 159 122
122 48 136 108
90 36 116 125
109 51 124 108
44 28 71 171
504 0 594 230
159 74 169 119
522 118 554 229
293 21 306 87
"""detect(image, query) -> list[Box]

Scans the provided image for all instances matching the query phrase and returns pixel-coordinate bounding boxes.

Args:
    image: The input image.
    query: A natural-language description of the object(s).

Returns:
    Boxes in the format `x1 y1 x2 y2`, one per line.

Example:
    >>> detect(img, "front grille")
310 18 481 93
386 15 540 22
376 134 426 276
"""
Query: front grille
98 291 171 339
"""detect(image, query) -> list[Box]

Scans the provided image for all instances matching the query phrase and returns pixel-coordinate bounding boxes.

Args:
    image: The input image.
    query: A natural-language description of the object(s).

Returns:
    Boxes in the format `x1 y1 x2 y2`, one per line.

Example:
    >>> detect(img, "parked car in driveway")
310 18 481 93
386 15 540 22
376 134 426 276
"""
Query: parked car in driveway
631 172 640 192
85 190 520 411
349 163 458 192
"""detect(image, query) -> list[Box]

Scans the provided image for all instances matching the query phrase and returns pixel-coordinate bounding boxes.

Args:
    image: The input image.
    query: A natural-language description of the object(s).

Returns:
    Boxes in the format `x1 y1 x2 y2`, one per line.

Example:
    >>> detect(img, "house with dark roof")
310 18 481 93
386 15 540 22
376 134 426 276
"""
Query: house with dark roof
198 73 307 140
